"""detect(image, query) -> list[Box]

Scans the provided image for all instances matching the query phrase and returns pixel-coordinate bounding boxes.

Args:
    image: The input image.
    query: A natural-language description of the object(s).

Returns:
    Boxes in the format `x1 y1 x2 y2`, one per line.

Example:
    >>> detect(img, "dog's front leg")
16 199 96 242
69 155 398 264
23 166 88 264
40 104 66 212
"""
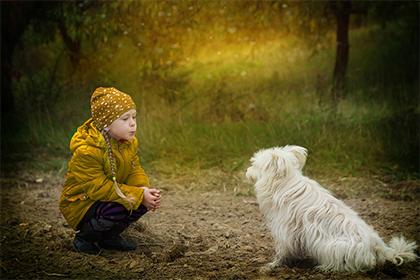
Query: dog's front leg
260 258 283 274
260 246 289 274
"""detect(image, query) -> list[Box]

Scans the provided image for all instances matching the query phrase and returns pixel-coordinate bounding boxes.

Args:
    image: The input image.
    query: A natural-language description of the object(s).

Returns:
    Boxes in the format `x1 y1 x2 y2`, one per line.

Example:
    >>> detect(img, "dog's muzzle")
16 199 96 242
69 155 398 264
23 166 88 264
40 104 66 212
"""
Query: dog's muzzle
246 167 257 182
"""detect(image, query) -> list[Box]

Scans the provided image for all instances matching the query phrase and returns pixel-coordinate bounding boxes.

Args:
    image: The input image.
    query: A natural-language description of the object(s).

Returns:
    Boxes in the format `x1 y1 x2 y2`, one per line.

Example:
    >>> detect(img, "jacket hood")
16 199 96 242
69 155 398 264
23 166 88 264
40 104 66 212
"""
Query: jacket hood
70 118 106 153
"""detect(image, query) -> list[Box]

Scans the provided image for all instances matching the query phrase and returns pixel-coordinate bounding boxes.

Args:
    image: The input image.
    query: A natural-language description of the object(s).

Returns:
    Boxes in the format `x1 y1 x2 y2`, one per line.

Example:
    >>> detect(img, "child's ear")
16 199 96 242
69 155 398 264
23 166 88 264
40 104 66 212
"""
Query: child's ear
288 145 308 170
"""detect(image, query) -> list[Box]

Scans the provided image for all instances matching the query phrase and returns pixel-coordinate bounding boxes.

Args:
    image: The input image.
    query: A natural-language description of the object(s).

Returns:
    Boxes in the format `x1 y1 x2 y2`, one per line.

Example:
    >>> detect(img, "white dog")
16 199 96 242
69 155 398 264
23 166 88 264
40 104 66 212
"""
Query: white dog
246 145 417 273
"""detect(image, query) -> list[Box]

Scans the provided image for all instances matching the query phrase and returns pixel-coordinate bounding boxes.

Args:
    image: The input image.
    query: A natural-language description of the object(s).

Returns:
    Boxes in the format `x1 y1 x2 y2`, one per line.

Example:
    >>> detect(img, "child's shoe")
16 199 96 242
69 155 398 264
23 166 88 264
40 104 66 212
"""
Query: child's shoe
73 220 101 255
73 235 101 255
98 235 137 251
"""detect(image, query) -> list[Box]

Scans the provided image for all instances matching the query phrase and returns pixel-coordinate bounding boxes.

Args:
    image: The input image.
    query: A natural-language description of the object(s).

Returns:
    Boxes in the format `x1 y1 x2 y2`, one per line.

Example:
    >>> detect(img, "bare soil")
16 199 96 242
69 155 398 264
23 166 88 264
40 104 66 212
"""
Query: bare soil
1 169 419 280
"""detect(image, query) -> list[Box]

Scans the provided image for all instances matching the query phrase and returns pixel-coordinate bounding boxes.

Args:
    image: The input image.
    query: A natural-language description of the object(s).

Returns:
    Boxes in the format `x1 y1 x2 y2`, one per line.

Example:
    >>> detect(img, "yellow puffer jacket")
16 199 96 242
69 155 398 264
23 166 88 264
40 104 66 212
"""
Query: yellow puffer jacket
59 118 150 230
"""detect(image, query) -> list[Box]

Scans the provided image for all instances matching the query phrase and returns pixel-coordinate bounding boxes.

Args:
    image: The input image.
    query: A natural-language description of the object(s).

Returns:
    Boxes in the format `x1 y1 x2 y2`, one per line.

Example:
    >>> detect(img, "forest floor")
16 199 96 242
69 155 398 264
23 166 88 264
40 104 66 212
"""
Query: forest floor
1 167 419 280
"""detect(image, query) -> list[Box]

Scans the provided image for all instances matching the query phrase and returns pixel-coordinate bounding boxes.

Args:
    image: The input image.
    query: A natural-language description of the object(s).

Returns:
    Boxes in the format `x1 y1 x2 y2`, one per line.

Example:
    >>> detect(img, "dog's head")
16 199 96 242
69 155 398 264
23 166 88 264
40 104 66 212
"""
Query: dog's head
246 145 308 184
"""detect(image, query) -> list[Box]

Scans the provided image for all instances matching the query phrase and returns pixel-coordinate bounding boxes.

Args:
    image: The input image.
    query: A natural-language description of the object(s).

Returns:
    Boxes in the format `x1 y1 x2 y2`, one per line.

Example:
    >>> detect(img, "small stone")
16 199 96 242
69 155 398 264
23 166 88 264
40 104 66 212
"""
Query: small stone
243 245 253 252
128 260 138 269
43 224 52 232
35 178 44 183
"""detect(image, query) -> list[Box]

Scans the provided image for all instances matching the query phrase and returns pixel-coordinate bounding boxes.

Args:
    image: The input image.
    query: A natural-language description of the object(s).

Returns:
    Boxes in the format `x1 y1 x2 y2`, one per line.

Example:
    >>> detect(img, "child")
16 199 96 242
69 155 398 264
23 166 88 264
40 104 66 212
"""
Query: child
59 87 161 255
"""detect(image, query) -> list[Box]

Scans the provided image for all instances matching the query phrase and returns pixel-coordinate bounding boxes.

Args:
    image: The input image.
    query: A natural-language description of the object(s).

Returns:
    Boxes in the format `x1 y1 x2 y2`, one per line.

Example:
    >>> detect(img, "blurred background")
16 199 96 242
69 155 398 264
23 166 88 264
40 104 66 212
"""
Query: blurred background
1 0 418 179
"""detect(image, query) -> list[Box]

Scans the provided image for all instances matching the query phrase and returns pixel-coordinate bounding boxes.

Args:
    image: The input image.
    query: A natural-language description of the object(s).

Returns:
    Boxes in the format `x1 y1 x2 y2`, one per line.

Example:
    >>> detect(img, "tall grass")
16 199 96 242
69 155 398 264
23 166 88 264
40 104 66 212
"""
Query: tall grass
139 101 391 177
9 23 418 178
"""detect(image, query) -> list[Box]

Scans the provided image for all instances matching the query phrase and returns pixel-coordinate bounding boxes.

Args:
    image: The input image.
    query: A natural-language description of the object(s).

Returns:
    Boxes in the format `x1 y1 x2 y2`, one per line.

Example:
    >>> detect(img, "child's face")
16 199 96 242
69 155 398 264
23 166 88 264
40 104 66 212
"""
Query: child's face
108 109 137 141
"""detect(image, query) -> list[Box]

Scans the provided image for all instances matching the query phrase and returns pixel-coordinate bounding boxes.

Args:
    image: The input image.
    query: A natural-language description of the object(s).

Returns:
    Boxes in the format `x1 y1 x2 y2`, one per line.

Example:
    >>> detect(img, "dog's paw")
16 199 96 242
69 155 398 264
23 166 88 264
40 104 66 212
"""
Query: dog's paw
259 262 280 275
259 264 272 275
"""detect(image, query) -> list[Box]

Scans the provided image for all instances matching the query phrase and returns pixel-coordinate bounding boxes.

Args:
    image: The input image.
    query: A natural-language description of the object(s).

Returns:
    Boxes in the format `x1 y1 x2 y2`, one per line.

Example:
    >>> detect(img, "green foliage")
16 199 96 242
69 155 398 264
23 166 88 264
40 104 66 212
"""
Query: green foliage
7 1 418 178
348 24 418 100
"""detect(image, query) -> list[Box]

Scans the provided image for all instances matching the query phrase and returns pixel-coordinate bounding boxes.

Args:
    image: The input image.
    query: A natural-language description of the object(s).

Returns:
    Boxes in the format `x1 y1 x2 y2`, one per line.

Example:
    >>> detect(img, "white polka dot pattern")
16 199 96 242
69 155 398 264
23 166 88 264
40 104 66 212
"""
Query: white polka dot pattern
90 87 136 131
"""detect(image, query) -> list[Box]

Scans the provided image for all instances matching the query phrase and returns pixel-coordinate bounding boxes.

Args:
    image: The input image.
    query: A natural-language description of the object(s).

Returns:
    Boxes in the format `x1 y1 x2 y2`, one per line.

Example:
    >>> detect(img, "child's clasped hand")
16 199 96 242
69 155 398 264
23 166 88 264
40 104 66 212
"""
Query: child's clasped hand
141 187 161 211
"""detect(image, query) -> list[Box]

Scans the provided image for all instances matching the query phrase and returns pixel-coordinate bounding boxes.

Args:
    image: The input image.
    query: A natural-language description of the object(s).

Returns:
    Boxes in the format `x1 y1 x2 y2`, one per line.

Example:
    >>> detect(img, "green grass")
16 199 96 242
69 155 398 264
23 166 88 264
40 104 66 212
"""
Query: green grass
139 106 391 177
7 23 418 179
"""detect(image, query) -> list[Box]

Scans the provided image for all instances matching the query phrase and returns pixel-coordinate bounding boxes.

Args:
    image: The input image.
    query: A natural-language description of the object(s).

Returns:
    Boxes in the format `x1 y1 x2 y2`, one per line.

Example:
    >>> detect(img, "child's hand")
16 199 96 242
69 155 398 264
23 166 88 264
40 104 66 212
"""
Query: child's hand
141 187 161 211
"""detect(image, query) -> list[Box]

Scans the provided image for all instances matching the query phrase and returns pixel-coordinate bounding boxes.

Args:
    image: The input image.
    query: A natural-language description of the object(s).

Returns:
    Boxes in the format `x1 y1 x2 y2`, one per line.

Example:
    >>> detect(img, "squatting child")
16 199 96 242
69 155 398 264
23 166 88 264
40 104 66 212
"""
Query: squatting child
59 87 161 255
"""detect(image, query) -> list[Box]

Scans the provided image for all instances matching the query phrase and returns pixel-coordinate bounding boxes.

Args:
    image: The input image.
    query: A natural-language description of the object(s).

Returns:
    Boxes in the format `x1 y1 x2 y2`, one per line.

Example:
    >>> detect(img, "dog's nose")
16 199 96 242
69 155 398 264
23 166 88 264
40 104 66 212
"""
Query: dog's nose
245 168 253 180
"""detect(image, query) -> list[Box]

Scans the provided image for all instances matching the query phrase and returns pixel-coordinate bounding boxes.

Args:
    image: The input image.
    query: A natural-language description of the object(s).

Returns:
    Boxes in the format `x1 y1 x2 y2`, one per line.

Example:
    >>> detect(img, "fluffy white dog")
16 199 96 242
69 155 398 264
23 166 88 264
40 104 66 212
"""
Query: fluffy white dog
246 145 417 273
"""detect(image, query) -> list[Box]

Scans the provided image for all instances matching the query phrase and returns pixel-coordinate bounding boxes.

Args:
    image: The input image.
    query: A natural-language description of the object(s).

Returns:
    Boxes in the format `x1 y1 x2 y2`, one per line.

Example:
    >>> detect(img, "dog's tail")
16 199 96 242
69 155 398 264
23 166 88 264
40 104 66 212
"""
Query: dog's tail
384 236 417 265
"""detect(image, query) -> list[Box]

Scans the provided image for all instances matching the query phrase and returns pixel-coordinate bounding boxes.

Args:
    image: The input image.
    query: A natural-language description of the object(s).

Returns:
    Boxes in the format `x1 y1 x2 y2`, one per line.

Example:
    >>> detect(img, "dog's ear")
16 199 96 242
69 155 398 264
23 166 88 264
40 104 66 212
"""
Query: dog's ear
288 145 308 170
264 152 287 179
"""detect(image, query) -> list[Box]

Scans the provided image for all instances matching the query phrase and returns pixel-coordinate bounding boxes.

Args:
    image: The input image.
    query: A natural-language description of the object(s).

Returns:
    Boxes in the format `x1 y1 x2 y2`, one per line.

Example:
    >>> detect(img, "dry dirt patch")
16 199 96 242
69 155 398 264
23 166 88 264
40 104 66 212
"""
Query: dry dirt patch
1 170 419 279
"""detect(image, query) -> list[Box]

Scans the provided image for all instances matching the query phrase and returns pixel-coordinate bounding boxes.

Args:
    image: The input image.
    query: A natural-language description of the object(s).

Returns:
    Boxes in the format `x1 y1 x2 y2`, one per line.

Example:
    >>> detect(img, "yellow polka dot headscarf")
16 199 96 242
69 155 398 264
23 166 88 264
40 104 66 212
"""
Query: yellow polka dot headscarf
90 87 136 131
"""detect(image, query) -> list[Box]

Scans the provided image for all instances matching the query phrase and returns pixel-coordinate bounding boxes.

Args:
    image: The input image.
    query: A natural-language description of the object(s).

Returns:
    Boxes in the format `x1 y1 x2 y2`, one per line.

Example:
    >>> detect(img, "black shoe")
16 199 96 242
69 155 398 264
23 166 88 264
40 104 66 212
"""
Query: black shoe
98 235 137 251
73 236 101 255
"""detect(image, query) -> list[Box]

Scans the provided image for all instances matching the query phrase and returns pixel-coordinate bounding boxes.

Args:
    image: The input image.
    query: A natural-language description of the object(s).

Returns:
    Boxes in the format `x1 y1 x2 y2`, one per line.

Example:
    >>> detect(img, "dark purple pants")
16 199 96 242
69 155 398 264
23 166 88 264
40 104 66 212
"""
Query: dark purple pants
77 201 148 234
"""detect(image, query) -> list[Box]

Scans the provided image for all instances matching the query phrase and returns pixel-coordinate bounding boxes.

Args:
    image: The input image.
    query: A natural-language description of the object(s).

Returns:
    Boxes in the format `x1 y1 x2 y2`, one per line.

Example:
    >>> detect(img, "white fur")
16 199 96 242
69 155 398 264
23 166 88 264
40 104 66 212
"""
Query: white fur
246 146 417 273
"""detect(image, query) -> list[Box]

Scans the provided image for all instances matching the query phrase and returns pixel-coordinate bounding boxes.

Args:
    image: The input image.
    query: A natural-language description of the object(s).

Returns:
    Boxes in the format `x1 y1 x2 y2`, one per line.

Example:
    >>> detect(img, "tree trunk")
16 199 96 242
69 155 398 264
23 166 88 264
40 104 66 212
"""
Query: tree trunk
332 0 351 105
1 41 16 124
1 2 34 134
57 20 81 67
1 2 58 136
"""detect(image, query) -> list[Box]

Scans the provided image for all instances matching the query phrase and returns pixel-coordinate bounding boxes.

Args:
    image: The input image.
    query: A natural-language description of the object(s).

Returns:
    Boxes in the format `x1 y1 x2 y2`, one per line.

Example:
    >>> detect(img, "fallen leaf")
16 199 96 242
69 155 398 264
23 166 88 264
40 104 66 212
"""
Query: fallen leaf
19 223 29 228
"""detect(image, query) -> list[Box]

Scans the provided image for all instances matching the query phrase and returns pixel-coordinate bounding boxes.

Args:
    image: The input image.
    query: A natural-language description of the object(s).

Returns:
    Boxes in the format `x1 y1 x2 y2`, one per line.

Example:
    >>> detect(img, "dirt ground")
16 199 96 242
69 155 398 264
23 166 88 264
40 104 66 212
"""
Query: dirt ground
1 168 419 280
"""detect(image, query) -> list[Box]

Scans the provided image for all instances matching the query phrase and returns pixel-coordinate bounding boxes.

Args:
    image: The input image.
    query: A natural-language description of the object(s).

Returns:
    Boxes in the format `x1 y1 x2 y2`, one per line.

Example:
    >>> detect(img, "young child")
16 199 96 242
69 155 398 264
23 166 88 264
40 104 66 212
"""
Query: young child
59 87 161 255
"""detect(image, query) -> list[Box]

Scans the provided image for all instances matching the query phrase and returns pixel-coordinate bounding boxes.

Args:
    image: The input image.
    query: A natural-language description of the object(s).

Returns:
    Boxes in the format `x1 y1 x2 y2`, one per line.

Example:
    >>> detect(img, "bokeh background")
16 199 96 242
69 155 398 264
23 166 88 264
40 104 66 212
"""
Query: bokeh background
1 0 419 179
1 2 420 279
